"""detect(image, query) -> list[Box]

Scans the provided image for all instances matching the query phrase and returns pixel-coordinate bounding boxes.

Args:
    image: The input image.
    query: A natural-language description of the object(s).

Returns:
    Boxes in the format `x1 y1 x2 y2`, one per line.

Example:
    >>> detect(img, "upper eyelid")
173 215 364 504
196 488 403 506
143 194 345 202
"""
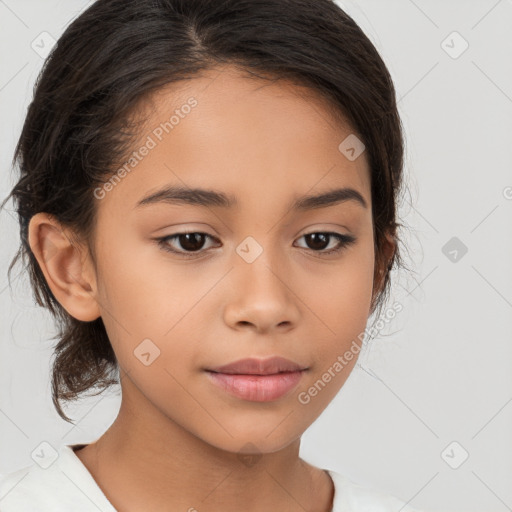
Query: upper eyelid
157 232 220 251
158 230 350 251
159 229 347 240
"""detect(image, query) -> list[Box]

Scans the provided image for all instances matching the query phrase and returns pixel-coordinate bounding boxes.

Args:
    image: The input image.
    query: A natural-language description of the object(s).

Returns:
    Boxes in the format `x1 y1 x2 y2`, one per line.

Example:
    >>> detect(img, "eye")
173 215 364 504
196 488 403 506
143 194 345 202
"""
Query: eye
155 231 356 259
156 232 220 258
294 232 357 255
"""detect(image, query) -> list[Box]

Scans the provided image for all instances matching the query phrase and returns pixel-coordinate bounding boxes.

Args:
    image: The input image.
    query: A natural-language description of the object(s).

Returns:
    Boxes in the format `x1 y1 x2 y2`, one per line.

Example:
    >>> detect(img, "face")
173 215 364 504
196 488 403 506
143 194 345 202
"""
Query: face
87 65 376 454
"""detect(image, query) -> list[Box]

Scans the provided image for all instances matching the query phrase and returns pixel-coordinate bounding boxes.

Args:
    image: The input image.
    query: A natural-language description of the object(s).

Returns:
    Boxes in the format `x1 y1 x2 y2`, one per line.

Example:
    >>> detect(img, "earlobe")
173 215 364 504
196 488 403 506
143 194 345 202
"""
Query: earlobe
28 212 101 322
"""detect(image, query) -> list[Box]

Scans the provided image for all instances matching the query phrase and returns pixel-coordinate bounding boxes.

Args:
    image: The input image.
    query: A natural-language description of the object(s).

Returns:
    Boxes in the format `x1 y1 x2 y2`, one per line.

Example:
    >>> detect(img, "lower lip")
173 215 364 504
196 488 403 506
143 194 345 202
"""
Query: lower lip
205 370 305 402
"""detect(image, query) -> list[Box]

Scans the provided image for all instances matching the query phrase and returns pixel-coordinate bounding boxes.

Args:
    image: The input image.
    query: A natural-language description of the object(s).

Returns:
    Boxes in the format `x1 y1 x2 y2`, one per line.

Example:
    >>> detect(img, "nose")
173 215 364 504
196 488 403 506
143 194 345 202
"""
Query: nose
223 247 301 334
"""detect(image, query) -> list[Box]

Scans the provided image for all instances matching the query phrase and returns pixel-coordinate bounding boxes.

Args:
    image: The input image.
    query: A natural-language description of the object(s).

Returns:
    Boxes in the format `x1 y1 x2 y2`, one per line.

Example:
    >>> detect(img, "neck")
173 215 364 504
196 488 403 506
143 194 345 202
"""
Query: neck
74 376 334 512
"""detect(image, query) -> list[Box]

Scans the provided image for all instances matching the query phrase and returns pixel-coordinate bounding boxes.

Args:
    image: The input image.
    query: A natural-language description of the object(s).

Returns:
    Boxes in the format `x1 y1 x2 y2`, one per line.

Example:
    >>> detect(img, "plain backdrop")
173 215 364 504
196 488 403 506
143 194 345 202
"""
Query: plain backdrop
1 1 511 511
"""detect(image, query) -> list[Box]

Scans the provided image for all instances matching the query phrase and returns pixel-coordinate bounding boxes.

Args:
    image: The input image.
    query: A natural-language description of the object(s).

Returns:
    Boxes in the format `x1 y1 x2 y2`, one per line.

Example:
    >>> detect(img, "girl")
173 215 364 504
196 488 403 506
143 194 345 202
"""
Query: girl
0 0 418 510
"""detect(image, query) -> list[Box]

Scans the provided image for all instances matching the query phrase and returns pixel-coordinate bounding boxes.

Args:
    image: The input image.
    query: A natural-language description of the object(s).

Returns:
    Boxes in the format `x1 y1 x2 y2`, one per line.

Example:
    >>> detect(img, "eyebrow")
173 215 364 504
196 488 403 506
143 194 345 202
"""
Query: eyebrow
135 185 368 211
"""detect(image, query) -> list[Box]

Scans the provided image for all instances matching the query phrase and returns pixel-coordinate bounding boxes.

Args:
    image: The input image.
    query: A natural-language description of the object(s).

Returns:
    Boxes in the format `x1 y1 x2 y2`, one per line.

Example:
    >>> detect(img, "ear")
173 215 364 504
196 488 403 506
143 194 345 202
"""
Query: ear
371 230 397 310
28 212 101 322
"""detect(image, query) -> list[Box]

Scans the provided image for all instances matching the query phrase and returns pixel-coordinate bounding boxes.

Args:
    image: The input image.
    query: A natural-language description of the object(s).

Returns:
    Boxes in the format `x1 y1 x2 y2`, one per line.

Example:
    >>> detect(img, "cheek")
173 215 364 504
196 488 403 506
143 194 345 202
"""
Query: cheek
94 229 181 329
92 231 167 354
308 242 375 330
295 262 373 412
305 242 375 374
93 230 216 372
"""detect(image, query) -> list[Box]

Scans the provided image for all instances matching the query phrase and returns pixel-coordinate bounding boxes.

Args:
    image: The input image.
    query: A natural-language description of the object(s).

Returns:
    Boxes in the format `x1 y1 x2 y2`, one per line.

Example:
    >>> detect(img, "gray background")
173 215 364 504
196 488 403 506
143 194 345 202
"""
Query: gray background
1 1 511 511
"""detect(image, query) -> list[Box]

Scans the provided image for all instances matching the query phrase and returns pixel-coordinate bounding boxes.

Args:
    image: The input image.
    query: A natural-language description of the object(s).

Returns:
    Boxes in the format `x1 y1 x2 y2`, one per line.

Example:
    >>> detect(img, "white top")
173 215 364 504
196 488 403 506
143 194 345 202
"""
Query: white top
0 444 420 511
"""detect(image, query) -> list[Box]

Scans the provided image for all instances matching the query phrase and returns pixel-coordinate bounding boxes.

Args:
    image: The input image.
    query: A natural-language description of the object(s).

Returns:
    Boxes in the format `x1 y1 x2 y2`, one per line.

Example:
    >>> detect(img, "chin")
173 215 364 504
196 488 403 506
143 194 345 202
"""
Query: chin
200 421 303 457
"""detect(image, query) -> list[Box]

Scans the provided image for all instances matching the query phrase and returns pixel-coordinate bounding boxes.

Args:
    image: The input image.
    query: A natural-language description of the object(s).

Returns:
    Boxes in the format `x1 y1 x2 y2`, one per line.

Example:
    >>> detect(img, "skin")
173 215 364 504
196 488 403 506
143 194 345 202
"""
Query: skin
28 64 394 512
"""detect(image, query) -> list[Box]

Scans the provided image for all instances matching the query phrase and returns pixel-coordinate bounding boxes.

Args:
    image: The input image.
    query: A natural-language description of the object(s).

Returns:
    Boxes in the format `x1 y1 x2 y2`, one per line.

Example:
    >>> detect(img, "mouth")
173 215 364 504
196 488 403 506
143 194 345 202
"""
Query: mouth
205 356 308 402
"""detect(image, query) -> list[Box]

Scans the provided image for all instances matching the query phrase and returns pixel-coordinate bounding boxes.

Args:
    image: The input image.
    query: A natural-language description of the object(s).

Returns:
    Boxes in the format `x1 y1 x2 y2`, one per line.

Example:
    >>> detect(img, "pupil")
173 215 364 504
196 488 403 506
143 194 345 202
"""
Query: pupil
307 233 329 250
180 233 204 251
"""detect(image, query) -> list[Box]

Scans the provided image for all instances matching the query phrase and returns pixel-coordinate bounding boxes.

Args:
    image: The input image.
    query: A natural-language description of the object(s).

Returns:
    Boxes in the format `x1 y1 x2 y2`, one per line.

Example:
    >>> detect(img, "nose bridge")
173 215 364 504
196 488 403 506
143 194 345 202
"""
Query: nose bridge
235 232 288 296
224 232 299 331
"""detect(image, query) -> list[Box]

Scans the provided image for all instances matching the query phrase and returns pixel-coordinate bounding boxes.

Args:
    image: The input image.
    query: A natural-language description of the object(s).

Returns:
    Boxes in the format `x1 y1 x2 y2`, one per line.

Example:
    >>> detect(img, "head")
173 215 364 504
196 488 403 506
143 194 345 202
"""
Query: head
3 0 408 453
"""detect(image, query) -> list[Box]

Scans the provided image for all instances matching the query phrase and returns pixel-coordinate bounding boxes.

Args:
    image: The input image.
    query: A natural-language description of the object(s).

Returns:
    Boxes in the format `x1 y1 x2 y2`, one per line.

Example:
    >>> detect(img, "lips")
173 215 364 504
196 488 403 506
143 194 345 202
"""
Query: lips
205 356 308 402
206 356 307 375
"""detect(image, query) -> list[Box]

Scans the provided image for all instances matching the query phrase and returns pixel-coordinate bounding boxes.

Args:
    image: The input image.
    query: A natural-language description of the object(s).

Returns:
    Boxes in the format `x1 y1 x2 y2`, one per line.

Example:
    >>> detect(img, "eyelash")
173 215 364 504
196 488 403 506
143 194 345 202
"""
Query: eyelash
155 231 357 259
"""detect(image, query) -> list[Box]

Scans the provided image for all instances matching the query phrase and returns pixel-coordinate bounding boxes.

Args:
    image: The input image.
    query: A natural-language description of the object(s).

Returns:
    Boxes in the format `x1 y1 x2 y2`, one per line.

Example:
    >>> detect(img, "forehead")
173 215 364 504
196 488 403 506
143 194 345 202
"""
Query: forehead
98 64 371 215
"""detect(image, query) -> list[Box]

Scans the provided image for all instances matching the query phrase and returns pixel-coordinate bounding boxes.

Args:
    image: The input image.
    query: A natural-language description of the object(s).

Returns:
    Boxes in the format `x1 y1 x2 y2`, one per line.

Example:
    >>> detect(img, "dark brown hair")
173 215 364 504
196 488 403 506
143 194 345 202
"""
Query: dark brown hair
2 0 410 422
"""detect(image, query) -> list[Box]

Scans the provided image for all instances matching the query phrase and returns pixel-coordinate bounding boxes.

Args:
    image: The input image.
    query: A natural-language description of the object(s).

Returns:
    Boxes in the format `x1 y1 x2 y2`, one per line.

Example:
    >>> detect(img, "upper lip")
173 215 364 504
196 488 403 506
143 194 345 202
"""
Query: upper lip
206 356 307 375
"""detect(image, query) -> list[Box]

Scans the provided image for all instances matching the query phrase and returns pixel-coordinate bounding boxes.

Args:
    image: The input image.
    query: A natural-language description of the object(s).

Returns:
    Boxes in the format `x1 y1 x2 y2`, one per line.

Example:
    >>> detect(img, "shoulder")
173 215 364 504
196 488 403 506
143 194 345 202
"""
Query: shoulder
0 463 71 512
327 469 422 512
0 444 116 512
